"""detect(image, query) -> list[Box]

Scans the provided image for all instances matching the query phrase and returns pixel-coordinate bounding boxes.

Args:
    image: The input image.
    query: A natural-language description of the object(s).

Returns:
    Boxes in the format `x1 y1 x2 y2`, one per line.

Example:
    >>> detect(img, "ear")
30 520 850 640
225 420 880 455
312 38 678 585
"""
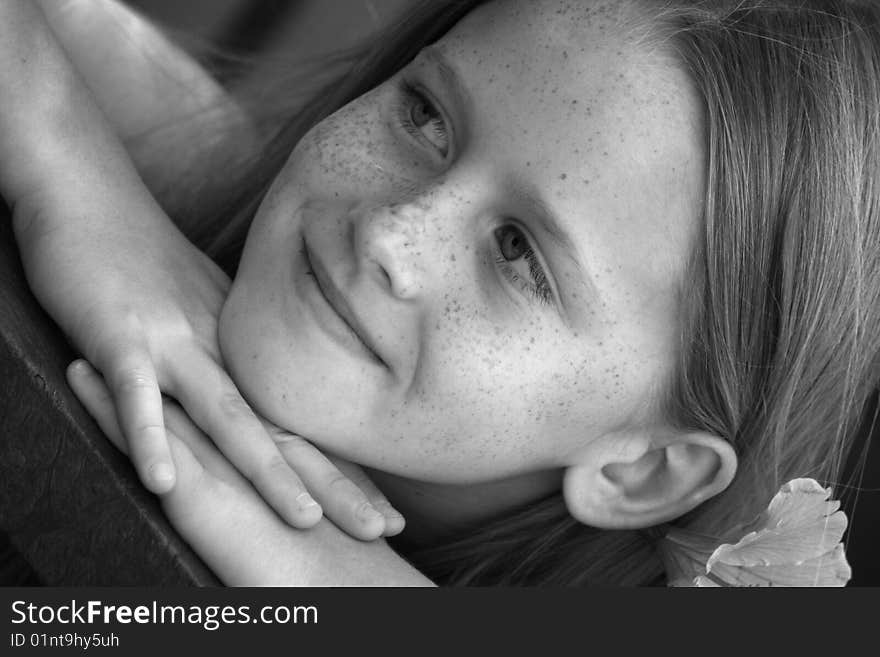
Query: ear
562 429 737 530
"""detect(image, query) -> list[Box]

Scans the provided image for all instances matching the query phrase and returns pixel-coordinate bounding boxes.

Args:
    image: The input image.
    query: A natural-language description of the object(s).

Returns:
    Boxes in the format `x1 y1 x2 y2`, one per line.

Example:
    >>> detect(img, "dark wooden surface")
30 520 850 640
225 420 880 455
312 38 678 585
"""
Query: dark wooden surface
0 211 218 586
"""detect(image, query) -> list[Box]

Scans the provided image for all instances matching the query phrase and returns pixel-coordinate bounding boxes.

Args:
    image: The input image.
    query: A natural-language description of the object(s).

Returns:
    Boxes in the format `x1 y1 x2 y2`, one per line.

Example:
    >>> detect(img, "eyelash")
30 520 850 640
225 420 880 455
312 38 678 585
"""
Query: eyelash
394 80 450 157
494 225 555 307
394 80 553 308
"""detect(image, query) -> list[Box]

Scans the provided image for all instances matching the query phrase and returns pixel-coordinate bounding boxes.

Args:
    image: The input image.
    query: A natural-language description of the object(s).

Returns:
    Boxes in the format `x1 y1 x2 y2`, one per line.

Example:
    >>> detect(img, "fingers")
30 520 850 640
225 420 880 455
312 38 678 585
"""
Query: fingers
268 430 402 540
167 352 323 529
66 359 128 453
162 403 245 481
99 335 175 493
70 349 405 540
329 455 406 537
68 358 241 506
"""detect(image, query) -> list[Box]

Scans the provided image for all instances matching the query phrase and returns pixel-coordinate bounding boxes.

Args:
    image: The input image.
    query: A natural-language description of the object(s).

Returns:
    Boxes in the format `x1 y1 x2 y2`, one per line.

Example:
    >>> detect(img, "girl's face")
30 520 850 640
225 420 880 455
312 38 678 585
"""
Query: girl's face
220 0 703 491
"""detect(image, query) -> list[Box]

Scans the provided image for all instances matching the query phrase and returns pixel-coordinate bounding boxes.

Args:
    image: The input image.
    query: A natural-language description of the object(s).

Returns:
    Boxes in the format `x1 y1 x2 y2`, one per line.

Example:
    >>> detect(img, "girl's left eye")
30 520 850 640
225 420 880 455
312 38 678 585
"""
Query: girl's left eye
395 82 449 157
494 225 554 306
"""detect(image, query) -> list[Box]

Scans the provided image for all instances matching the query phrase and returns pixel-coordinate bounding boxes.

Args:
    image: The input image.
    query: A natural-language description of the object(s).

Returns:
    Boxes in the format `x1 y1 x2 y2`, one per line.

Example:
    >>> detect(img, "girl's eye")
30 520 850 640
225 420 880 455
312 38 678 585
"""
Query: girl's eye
396 82 449 157
493 225 554 306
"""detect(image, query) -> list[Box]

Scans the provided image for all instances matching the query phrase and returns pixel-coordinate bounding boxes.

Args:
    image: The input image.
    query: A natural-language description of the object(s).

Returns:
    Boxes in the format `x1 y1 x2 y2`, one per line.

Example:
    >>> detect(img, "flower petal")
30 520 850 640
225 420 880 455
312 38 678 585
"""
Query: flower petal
706 544 851 587
706 478 847 570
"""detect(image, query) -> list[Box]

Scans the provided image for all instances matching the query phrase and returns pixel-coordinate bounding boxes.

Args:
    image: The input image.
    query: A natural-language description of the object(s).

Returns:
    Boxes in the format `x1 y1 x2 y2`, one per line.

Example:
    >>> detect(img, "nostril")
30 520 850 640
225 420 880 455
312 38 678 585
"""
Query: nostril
376 262 394 292
368 243 418 299
356 225 397 293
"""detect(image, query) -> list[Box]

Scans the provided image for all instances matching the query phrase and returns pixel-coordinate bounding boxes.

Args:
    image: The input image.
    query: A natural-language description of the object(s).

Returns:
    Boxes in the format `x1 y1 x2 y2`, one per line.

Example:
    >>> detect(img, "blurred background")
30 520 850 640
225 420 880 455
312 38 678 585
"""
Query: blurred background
126 0 413 60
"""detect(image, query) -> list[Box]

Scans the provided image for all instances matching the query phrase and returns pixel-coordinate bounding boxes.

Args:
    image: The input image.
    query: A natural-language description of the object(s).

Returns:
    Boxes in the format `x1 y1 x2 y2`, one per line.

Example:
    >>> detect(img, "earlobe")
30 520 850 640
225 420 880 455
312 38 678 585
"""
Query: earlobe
562 430 737 530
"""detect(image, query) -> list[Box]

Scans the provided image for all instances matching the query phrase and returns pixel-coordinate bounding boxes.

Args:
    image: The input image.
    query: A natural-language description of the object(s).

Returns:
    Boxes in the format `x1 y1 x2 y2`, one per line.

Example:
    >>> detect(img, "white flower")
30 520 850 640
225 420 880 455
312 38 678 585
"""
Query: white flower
663 478 852 587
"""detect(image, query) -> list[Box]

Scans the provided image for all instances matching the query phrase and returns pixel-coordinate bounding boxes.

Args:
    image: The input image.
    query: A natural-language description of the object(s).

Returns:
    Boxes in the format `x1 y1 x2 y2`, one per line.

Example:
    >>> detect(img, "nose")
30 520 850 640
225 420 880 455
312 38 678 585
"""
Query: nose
353 193 454 300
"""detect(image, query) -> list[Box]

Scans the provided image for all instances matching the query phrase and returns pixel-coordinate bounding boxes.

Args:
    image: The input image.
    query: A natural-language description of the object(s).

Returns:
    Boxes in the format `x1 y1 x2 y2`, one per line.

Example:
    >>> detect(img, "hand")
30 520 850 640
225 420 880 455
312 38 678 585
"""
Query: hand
17 184 402 539
1 0 398 541
68 358 404 542
67 359 424 585
1 0 399 540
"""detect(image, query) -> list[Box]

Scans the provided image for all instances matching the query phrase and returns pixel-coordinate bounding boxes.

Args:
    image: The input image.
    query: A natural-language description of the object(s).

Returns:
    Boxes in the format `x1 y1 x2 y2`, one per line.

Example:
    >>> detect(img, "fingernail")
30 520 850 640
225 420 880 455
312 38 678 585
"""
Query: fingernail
375 502 404 521
150 462 175 487
357 503 384 524
296 492 320 510
71 360 90 374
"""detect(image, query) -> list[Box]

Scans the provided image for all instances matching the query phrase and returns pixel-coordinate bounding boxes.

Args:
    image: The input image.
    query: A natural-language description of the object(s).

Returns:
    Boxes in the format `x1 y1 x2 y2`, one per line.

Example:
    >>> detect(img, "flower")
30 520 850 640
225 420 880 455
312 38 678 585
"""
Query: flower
662 478 852 587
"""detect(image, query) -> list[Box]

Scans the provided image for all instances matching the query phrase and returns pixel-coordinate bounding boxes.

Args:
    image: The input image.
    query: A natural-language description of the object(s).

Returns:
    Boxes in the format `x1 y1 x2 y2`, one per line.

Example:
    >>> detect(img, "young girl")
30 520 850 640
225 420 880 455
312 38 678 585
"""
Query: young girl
3 0 877 585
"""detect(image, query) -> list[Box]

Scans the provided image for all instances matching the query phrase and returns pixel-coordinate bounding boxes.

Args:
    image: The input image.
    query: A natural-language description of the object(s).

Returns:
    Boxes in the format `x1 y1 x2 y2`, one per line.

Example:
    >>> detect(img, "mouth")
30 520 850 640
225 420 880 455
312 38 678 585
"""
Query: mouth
301 238 386 368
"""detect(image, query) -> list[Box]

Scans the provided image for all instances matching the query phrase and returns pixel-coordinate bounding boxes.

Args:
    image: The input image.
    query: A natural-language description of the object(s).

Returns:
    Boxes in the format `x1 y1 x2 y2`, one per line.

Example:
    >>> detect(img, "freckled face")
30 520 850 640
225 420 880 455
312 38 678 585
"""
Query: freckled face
219 0 704 486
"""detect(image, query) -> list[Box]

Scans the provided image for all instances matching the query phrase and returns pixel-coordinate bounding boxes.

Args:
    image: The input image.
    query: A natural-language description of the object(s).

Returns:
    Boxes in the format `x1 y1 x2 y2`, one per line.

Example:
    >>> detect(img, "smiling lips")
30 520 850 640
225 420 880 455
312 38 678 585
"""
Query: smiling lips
301 239 386 367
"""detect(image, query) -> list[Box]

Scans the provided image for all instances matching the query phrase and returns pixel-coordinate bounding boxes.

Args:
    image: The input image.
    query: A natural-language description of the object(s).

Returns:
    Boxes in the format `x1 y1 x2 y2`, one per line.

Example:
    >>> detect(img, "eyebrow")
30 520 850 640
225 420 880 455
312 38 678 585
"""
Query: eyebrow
509 183 598 310
416 46 474 116
511 185 578 254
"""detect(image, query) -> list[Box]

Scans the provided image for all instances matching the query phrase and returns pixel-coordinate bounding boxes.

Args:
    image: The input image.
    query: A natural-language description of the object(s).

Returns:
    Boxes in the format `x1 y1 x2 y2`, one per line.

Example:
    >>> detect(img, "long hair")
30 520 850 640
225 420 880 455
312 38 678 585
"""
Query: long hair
657 0 880 543
154 0 880 585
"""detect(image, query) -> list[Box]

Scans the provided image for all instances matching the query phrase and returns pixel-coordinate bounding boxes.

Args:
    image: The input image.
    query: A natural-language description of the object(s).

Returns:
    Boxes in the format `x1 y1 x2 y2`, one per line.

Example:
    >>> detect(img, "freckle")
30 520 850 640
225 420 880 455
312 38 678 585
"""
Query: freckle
560 173 567 180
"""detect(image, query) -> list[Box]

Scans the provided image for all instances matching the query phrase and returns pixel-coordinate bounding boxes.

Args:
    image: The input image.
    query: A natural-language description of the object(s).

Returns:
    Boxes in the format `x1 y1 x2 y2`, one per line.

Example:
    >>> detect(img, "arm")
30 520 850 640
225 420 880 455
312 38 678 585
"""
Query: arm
68 358 432 586
37 0 243 142
35 0 256 206
0 0 154 226
171 447 430 587
0 1 402 538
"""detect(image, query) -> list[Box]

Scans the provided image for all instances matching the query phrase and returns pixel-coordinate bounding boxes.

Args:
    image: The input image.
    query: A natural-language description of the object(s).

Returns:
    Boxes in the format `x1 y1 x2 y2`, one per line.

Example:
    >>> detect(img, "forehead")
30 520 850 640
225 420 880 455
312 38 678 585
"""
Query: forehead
435 0 704 304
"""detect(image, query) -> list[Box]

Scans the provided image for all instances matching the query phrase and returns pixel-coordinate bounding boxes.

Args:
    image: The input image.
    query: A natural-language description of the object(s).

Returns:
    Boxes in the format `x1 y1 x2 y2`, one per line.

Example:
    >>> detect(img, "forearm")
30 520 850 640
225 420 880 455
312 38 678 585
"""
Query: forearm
0 0 160 235
35 0 255 189
36 0 241 142
160 430 432 586
169 480 433 587
223 522 433 587
0 0 252 238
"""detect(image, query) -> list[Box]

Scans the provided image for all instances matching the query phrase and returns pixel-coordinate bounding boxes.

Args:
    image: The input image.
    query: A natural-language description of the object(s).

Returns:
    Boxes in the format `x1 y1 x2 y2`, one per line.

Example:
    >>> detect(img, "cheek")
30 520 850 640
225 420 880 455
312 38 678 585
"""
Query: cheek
284 88 438 201
409 300 666 449
412 306 590 424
